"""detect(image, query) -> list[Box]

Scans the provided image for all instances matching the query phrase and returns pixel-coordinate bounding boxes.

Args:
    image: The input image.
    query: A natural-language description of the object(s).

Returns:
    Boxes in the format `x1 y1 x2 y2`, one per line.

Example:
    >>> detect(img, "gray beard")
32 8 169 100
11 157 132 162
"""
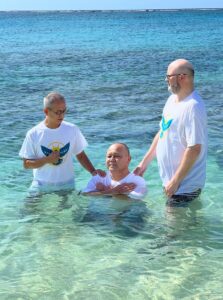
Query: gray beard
168 84 180 94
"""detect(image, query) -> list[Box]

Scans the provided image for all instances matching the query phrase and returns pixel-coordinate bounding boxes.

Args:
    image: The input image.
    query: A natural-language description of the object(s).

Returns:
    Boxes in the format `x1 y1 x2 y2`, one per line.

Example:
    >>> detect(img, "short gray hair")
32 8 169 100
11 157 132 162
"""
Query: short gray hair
43 92 65 109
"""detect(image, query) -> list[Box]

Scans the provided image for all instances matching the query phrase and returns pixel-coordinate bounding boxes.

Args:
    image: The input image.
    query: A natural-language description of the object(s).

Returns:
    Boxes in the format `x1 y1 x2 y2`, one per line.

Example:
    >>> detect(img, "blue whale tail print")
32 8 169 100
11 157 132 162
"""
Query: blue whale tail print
160 116 173 138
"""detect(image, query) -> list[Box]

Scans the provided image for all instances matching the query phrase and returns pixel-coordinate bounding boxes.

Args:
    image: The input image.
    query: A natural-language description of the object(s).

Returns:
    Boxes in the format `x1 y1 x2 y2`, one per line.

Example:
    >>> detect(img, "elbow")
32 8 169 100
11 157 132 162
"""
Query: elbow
76 151 84 160
23 159 30 169
189 144 201 157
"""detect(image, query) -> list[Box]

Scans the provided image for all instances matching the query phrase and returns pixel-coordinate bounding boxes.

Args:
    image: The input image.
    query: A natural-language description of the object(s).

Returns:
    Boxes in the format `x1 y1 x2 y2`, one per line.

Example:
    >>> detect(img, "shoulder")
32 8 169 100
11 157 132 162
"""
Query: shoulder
62 121 82 132
186 91 206 116
61 120 77 128
164 95 174 106
163 95 175 112
187 91 205 107
129 173 146 185
87 172 110 185
25 121 45 136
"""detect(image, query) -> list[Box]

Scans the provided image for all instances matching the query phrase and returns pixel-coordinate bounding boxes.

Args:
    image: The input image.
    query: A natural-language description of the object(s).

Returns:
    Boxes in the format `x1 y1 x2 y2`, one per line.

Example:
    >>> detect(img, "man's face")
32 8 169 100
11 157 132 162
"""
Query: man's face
106 144 130 172
46 100 67 127
166 66 181 94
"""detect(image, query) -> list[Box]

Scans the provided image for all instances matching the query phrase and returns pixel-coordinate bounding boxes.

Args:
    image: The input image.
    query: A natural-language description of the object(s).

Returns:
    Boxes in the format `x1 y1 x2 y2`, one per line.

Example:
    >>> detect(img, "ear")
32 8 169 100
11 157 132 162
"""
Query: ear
128 155 131 163
44 108 49 115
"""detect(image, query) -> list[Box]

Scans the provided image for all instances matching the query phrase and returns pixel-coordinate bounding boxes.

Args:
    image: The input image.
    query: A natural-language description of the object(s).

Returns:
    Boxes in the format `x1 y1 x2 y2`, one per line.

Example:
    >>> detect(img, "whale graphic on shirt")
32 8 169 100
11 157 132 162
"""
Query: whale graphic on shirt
160 116 173 138
41 142 70 165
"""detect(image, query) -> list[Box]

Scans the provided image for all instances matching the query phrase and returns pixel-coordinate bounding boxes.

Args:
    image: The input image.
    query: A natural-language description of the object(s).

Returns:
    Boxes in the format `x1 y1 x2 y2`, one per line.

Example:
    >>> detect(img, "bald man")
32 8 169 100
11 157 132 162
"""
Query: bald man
134 59 207 206
83 143 147 200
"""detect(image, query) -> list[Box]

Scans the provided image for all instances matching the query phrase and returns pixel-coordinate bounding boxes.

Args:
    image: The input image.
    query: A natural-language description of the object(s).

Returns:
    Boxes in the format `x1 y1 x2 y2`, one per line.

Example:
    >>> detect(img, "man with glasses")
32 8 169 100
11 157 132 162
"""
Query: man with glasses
19 92 104 194
134 59 207 206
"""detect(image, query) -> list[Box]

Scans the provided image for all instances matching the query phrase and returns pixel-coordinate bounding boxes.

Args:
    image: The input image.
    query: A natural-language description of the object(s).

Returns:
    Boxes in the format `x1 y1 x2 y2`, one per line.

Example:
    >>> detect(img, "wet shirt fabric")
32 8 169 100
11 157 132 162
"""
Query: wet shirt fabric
83 172 147 200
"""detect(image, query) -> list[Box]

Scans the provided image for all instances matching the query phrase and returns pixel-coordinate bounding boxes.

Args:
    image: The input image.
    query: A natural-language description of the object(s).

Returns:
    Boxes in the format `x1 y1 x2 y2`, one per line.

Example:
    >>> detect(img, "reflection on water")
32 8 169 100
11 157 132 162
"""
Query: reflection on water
20 191 151 238
80 196 150 237
1 9 223 299
165 196 203 236
19 189 75 223
0 188 223 299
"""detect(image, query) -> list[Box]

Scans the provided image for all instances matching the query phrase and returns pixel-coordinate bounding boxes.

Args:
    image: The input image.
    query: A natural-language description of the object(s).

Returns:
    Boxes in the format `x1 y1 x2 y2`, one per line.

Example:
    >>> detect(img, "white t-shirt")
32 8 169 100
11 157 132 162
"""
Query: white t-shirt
83 172 147 200
19 120 88 188
156 91 207 194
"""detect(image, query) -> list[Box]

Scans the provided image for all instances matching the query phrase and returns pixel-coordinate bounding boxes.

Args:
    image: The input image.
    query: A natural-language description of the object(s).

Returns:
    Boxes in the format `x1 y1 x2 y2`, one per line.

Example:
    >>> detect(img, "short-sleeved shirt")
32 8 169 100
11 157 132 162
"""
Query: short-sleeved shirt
83 172 147 200
19 120 88 187
156 91 207 194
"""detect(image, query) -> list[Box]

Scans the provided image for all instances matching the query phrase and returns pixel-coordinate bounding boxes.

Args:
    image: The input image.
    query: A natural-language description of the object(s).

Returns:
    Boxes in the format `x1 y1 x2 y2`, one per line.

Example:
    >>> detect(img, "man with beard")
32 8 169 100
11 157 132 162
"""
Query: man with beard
134 59 207 206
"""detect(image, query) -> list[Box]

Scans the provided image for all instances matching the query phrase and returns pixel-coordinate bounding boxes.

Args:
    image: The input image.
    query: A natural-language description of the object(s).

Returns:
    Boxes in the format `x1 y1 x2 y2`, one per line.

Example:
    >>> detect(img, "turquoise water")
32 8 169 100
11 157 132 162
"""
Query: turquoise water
0 10 223 299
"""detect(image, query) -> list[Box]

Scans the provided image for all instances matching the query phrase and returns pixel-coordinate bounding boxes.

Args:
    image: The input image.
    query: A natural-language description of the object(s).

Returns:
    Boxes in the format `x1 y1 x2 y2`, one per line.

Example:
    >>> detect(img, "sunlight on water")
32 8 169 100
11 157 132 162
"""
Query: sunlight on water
0 10 223 299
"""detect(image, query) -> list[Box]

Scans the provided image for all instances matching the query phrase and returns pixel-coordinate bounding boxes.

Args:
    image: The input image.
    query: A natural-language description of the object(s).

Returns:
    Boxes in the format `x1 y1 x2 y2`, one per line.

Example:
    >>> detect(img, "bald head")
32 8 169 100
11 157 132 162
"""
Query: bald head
168 59 194 77
106 143 131 174
166 59 195 99
107 143 130 155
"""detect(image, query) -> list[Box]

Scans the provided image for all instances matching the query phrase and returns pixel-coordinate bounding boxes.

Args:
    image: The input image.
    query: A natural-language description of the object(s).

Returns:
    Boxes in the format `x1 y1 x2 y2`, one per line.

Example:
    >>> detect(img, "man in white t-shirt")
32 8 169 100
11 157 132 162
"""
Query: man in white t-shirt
134 59 207 206
19 92 104 194
83 143 147 200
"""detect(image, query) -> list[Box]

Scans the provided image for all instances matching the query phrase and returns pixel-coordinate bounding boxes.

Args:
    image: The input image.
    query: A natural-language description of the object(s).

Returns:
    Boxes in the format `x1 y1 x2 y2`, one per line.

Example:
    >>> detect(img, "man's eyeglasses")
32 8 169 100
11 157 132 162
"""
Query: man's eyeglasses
48 108 68 115
165 73 189 80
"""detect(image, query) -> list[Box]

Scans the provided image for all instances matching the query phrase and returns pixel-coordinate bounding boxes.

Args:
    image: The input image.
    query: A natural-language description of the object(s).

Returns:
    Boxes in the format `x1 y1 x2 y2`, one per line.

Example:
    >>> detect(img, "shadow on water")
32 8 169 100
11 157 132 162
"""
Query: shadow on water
78 195 151 238
20 190 150 239
19 188 207 248
164 196 204 237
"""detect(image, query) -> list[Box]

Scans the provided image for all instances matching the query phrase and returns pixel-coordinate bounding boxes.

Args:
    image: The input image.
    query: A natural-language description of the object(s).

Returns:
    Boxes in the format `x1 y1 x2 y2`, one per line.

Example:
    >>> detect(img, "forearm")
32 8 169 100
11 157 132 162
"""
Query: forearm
23 157 49 169
172 145 201 184
76 151 96 174
23 150 60 169
139 132 159 167
164 144 201 197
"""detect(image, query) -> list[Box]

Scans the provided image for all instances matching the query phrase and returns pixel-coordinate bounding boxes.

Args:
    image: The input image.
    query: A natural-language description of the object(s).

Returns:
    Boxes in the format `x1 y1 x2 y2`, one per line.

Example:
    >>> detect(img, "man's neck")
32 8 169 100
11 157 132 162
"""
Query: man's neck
44 118 60 129
175 87 194 102
110 169 130 181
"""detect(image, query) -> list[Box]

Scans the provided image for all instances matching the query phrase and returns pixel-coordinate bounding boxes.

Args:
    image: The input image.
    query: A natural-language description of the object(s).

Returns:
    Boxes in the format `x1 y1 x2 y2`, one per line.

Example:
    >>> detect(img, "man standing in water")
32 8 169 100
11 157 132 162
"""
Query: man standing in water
19 92 104 194
134 59 207 206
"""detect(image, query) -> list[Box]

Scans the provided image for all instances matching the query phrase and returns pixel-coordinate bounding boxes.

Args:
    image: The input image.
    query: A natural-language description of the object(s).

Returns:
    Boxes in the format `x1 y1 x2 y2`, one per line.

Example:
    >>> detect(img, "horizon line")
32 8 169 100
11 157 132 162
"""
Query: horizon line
0 8 223 12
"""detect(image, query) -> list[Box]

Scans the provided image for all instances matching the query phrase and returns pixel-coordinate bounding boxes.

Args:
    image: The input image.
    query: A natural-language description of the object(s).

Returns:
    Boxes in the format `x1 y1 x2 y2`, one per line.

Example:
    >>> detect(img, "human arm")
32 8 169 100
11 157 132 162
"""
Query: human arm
76 151 105 176
127 177 147 200
76 151 96 175
83 182 136 197
97 183 136 196
23 151 60 169
164 144 201 197
134 131 160 176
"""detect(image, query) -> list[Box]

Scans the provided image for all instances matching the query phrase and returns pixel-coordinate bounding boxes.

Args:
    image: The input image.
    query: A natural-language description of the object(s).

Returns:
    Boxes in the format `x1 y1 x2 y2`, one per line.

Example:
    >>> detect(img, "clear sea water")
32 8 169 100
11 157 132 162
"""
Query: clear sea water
0 9 223 299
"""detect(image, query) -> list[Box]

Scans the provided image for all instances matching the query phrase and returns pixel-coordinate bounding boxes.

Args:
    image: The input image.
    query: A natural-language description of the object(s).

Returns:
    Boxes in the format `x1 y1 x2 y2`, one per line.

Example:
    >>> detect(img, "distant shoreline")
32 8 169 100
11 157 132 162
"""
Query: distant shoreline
0 8 223 13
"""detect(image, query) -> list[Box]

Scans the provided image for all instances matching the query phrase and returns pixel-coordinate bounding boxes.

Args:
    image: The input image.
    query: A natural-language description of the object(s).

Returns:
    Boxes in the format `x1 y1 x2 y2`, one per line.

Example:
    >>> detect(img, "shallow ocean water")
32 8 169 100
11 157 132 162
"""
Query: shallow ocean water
0 10 223 299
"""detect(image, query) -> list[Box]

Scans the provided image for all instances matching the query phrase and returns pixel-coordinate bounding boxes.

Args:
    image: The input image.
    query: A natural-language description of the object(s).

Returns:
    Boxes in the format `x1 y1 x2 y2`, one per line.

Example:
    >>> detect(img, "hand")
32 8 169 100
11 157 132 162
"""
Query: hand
91 169 106 177
47 151 60 164
96 183 110 191
111 183 136 194
133 166 146 177
164 179 180 198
